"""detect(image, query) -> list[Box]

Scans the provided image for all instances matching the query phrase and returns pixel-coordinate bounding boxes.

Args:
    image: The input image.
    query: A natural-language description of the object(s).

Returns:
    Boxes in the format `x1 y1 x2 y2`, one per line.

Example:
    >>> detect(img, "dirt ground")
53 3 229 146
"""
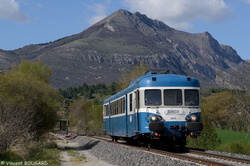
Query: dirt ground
57 139 113 166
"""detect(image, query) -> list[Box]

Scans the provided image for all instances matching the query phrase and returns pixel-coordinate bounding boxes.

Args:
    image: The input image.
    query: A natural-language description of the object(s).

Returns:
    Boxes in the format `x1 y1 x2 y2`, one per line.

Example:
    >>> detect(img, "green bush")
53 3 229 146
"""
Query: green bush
69 97 103 135
187 125 221 150
230 142 245 154
0 60 62 160
217 140 250 155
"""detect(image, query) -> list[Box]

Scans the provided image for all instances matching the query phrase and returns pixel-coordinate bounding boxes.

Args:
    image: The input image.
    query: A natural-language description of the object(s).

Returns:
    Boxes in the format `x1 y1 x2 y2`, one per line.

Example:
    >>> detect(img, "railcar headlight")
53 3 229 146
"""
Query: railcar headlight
191 115 197 121
150 115 157 121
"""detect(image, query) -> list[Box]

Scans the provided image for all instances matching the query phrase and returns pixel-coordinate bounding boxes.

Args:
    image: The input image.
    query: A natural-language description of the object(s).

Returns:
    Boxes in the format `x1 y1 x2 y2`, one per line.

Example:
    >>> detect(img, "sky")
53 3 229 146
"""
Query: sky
0 0 250 60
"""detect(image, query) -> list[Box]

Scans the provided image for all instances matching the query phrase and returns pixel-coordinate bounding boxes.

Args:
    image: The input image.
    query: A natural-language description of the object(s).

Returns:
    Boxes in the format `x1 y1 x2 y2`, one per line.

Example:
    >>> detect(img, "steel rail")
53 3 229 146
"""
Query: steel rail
188 149 250 165
87 136 250 166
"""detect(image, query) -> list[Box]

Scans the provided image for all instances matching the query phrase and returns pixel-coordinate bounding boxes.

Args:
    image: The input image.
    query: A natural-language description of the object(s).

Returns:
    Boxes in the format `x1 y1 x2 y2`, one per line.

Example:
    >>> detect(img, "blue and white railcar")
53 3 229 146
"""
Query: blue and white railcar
103 71 203 147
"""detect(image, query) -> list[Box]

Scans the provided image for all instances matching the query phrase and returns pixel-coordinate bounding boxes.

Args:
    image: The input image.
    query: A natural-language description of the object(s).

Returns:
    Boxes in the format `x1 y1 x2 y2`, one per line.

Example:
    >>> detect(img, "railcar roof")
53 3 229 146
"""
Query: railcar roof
104 72 200 104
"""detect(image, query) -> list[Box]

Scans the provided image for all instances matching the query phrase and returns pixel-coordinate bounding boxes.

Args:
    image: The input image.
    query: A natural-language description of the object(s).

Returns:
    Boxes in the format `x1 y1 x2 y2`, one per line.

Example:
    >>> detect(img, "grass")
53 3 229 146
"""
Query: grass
67 149 86 162
216 129 250 144
0 147 60 166
216 129 250 155
31 147 61 166
0 141 61 166
0 151 23 161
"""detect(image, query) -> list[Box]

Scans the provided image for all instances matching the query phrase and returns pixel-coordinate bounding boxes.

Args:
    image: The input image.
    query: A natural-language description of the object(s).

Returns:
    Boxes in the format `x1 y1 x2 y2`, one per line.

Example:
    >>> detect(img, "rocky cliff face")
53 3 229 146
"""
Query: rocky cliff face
0 9 248 89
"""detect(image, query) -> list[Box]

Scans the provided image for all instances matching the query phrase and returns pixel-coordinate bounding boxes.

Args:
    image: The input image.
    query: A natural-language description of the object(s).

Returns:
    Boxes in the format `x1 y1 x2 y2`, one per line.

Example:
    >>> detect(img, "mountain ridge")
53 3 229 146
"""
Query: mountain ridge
0 9 248 89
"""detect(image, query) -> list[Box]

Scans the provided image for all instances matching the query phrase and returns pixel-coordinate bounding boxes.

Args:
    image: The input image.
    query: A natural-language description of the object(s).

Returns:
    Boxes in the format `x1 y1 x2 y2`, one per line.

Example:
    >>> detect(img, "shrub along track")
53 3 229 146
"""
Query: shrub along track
88 135 250 166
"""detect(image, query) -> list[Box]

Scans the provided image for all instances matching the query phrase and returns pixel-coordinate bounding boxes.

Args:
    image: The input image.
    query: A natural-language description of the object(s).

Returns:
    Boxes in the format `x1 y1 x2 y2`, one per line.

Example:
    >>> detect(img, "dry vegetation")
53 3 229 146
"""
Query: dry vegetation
0 60 62 161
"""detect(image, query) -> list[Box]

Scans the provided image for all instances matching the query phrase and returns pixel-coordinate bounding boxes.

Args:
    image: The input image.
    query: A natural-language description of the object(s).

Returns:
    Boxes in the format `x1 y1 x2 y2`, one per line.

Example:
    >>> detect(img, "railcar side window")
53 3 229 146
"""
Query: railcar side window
145 90 161 106
109 97 126 116
106 105 109 116
185 90 199 106
119 99 122 114
114 101 118 115
122 97 125 113
164 89 182 106
129 94 132 112
103 105 107 116
135 90 140 109
111 102 114 115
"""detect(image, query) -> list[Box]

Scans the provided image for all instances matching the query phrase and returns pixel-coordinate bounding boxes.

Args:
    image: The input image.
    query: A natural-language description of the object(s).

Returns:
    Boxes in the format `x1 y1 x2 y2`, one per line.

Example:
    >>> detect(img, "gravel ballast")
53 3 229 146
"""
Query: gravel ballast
75 136 200 166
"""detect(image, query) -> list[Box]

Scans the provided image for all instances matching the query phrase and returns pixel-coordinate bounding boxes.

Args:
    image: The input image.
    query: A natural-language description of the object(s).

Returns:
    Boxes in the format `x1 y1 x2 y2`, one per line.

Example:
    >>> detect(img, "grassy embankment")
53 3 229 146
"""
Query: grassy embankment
0 140 60 166
216 129 250 155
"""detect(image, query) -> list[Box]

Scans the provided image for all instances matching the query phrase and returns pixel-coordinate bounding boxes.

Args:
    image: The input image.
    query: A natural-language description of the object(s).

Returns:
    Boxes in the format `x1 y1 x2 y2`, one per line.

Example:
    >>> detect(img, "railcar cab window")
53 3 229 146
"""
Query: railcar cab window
145 89 161 106
185 89 199 106
164 89 182 106
103 104 108 116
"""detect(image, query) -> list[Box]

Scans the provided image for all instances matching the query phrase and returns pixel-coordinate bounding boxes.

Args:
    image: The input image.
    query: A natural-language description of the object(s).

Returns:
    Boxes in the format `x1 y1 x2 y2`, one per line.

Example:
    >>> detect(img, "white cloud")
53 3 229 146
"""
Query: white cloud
0 0 29 22
88 3 107 25
123 0 233 30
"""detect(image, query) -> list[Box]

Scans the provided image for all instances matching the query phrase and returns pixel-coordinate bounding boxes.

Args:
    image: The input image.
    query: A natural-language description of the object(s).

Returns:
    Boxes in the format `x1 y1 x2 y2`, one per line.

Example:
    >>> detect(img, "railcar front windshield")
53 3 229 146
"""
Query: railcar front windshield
144 89 199 107
185 89 199 106
164 89 182 106
145 89 162 106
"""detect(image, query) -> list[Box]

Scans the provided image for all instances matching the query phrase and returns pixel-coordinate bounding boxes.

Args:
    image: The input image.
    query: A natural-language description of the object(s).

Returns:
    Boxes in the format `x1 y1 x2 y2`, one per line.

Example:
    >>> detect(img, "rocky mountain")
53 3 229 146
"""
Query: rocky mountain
0 9 249 89
0 49 20 69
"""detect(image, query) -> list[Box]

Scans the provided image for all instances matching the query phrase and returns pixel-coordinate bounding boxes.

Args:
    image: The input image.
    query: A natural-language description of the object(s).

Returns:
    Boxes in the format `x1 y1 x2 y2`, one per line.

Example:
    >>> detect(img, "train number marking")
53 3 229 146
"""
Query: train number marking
167 110 179 114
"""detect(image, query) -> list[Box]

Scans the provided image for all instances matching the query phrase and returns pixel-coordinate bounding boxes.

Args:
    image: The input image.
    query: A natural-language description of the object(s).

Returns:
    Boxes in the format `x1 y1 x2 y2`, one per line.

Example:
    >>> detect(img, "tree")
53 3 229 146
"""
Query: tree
117 61 149 91
0 71 60 135
17 59 51 83
108 82 118 95
0 61 61 159
202 91 250 131
68 97 103 135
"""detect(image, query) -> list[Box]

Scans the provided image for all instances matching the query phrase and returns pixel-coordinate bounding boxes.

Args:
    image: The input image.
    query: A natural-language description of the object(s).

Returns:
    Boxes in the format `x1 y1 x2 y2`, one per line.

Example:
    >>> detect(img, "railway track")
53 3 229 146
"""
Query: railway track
188 149 250 165
88 135 250 166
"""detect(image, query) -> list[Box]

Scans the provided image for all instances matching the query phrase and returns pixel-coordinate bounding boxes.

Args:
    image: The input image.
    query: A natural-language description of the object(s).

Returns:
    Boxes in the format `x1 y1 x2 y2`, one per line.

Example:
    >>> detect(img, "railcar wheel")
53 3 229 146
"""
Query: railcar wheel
137 139 145 147
111 136 118 142
147 144 152 151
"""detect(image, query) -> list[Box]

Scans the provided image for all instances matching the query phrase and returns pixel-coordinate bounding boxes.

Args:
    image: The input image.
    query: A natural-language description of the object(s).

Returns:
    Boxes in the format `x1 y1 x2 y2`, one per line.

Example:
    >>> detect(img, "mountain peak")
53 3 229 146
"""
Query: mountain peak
3 9 247 89
95 9 132 25
115 9 132 16
92 9 173 36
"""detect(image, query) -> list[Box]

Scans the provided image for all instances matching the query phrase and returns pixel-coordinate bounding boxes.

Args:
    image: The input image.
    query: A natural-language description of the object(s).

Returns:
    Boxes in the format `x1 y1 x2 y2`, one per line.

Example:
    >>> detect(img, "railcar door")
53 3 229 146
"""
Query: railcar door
103 103 112 135
103 104 109 135
126 91 139 137
108 103 112 135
